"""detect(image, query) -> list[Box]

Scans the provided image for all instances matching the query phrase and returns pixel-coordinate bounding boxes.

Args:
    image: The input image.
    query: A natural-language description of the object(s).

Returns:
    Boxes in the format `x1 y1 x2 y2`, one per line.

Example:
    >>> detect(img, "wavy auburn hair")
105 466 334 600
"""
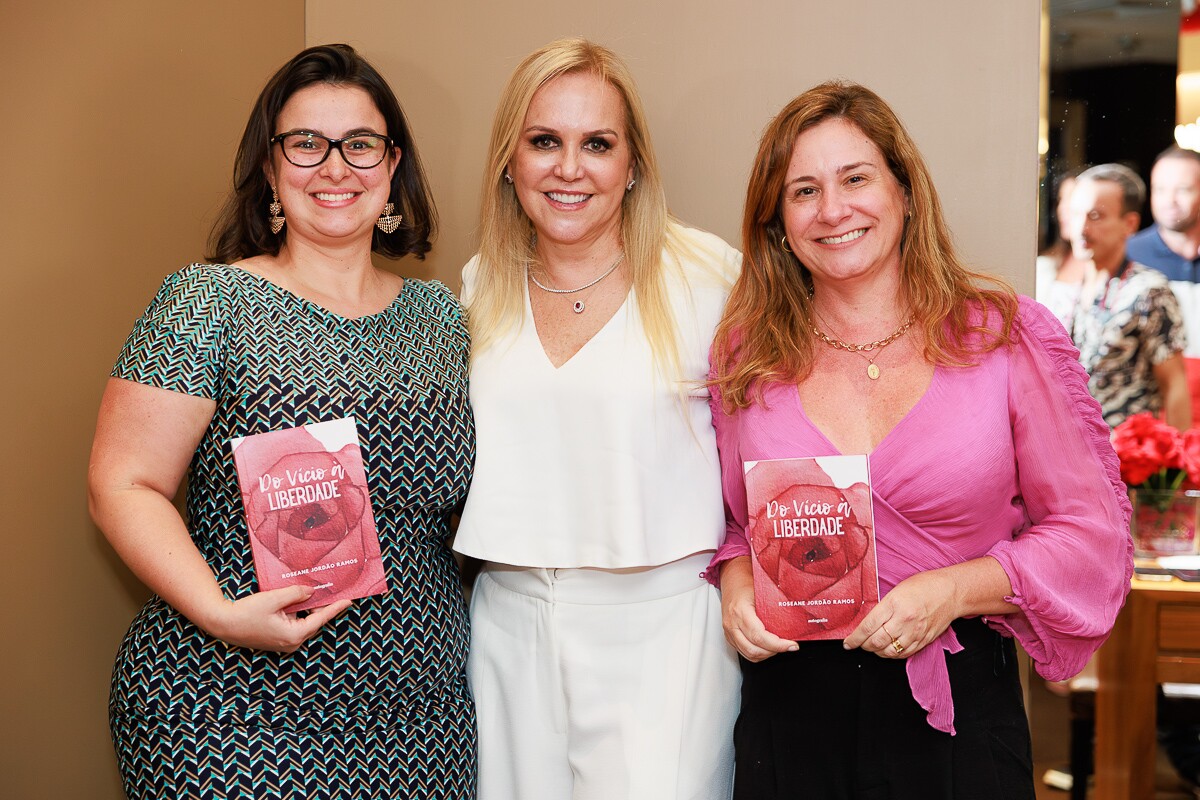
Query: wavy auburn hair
711 80 1017 410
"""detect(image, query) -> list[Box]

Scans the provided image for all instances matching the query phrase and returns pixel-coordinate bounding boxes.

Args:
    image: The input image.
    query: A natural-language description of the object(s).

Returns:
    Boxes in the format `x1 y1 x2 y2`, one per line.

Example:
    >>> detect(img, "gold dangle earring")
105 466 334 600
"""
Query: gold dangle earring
376 202 402 234
268 188 285 234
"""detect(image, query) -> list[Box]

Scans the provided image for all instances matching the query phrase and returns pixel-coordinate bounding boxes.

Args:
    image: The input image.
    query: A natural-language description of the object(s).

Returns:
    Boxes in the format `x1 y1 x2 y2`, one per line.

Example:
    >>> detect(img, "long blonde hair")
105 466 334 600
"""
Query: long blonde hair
711 81 1017 410
468 37 690 380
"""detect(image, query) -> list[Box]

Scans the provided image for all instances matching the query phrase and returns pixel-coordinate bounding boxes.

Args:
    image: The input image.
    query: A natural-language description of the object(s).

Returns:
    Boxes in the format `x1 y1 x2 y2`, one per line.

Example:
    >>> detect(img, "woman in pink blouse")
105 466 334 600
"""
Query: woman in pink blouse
706 81 1132 799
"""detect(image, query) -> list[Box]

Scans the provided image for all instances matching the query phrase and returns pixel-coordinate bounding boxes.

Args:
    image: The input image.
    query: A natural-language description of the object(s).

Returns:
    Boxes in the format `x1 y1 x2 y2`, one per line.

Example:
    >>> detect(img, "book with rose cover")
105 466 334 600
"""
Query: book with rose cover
230 416 388 612
743 454 879 640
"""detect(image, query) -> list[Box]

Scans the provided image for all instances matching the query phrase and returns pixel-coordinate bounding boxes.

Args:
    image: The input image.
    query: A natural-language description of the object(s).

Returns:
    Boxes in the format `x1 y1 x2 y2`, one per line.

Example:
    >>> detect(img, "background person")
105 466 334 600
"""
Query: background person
1067 163 1190 430
1128 145 1200 425
707 81 1132 800
87 44 475 799
1106 144 1200 795
1128 146 1200 279
454 37 742 800
1035 168 1087 328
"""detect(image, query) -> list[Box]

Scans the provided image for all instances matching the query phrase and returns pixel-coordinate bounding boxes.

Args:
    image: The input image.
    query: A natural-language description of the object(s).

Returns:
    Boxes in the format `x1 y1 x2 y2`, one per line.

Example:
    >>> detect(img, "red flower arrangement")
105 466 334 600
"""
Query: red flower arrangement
1111 413 1200 501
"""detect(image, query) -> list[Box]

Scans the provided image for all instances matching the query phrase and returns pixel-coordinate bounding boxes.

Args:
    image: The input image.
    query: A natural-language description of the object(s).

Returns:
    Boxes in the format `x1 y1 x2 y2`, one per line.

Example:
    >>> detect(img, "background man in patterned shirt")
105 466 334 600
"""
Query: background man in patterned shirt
1067 162 1191 430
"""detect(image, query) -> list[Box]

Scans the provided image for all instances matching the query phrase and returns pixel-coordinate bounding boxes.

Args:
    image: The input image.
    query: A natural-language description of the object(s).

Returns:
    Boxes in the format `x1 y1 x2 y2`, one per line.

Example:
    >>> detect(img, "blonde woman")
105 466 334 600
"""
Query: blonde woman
455 38 741 800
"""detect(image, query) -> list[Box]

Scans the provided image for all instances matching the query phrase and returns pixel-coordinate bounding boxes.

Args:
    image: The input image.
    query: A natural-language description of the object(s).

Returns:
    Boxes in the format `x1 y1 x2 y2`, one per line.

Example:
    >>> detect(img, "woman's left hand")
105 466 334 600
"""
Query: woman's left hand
843 569 961 659
843 556 1019 659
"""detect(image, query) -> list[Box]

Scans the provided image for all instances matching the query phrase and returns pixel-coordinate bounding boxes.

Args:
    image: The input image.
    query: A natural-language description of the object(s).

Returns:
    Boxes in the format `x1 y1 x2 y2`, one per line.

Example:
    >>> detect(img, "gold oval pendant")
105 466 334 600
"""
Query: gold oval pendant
867 363 880 380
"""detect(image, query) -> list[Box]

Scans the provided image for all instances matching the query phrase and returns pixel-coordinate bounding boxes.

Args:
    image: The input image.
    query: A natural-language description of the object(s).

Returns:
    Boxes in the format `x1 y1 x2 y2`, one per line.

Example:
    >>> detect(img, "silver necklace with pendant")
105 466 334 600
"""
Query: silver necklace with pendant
528 253 625 314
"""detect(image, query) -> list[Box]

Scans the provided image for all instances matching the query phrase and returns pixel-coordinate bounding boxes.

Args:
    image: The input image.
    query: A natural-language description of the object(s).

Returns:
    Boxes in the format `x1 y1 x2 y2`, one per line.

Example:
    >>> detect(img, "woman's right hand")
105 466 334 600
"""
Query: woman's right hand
90 380 355 655
204 586 353 653
719 556 799 662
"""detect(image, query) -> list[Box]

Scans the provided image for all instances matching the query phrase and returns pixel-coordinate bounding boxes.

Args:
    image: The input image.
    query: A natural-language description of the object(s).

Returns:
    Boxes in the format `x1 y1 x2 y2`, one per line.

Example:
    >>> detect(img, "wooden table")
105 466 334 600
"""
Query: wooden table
1094 575 1200 799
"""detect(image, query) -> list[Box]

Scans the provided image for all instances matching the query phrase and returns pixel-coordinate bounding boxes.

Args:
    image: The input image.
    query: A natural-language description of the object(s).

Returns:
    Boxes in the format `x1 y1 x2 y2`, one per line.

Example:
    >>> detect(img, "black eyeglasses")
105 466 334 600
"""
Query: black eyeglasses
270 131 394 169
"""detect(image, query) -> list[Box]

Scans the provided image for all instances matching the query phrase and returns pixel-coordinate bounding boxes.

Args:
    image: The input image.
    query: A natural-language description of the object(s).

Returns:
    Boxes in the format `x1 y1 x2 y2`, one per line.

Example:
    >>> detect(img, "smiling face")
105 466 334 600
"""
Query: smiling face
779 117 908 288
508 71 635 254
266 83 399 248
1151 156 1200 234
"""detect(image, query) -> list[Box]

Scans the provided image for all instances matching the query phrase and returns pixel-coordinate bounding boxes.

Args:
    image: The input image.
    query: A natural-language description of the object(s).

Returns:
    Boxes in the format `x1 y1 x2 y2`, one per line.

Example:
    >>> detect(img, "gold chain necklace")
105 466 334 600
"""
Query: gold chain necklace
812 316 915 380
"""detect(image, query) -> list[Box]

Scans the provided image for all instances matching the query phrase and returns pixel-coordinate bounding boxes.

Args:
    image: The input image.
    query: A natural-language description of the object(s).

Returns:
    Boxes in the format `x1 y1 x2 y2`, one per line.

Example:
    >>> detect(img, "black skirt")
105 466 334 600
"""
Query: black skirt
733 617 1033 800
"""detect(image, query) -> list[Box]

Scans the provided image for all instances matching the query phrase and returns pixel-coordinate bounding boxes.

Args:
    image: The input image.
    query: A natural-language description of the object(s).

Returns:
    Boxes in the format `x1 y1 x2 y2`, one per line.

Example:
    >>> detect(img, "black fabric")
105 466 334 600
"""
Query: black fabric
733 617 1034 800
1157 694 1200 789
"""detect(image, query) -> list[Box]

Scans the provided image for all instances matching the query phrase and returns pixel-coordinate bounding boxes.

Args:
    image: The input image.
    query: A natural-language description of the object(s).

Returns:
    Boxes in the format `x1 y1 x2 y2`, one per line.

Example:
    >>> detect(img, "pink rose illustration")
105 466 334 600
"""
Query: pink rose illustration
234 422 387 612
745 458 877 639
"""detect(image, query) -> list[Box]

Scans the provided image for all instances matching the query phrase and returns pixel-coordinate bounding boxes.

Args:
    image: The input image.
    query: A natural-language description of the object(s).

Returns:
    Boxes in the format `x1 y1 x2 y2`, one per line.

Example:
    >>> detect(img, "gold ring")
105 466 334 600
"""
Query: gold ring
891 638 905 654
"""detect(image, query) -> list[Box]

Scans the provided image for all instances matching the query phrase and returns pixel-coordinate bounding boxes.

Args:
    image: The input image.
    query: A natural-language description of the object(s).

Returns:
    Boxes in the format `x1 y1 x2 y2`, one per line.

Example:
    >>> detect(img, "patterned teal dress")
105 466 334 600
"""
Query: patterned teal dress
108 264 475 799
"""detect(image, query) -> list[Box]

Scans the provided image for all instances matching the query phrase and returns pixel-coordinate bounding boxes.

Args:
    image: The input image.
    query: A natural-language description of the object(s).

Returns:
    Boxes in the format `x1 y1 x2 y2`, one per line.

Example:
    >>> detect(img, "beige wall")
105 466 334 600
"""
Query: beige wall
1 2 1036 797
309 1 1041 294
0 3 303 797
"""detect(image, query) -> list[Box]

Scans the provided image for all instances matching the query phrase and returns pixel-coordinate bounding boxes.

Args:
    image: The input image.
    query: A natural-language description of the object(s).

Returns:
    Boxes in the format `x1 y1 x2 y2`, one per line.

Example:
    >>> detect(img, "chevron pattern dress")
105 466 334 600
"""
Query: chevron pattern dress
108 264 476 799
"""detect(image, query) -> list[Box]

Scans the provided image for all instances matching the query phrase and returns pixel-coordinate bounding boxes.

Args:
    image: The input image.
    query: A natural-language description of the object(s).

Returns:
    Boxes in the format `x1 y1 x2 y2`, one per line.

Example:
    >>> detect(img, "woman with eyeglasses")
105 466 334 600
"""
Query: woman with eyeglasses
88 45 475 799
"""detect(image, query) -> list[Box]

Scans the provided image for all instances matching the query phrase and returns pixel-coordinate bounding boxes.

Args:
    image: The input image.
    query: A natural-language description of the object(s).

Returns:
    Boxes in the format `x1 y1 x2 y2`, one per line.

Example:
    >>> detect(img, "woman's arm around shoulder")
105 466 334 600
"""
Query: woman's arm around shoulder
458 254 484 306
666 222 743 286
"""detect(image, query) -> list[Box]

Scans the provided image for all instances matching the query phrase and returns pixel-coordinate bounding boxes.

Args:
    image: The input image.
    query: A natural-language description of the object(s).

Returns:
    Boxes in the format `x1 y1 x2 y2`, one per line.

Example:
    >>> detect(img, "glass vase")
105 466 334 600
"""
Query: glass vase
1131 488 1200 558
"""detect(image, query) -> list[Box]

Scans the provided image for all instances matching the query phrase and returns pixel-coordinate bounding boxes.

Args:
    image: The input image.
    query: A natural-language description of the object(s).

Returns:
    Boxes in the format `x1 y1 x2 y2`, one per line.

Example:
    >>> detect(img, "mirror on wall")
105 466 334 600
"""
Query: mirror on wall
1042 0 1181 248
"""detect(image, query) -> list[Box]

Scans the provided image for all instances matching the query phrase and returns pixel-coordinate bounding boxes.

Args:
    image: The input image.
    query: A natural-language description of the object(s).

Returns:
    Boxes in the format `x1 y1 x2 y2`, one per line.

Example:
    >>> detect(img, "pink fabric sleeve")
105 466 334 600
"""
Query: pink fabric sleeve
702 379 753 586
984 297 1133 681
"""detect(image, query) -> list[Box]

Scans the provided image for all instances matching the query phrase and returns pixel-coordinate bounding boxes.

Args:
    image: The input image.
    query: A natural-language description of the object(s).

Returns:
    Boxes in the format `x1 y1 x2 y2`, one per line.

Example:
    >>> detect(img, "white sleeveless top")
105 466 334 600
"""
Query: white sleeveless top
454 225 742 568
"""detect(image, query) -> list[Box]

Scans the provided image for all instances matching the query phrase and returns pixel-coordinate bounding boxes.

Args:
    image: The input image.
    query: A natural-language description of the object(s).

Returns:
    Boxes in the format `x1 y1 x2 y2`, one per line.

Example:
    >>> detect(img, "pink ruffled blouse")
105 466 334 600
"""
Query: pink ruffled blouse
706 297 1133 733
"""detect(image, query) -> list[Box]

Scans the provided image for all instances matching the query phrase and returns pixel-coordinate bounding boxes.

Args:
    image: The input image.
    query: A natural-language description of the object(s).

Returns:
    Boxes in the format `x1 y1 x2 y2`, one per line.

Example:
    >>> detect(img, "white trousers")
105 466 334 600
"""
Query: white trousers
467 552 740 800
